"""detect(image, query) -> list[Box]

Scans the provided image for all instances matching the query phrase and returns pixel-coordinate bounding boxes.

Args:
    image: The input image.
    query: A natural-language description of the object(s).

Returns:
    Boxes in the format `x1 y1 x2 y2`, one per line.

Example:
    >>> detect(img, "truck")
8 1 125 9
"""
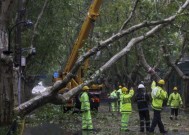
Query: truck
53 0 103 112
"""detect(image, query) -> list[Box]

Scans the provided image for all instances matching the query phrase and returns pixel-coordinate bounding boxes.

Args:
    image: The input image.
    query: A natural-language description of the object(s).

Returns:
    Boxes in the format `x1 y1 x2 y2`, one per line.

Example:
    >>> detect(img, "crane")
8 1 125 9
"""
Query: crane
53 0 103 111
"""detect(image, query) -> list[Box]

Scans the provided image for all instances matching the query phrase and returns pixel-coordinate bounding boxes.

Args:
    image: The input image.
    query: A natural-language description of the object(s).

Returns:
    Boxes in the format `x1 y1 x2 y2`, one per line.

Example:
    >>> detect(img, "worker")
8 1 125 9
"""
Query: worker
120 87 134 131
167 86 183 120
117 85 123 112
91 95 100 112
80 86 93 130
135 84 150 132
109 89 118 112
149 80 168 134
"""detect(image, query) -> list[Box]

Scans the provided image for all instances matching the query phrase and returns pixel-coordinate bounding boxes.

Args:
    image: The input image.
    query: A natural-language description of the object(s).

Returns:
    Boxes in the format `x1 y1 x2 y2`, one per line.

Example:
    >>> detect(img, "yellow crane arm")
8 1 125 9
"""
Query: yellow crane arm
64 0 102 73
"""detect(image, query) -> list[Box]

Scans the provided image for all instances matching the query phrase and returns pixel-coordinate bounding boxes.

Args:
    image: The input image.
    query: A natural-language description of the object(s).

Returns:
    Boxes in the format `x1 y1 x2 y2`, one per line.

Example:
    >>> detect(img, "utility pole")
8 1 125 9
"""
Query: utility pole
15 0 24 106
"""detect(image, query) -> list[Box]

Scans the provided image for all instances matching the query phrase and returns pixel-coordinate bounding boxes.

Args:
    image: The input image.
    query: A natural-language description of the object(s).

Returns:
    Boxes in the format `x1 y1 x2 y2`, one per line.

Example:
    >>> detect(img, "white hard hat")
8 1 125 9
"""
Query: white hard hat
138 84 145 89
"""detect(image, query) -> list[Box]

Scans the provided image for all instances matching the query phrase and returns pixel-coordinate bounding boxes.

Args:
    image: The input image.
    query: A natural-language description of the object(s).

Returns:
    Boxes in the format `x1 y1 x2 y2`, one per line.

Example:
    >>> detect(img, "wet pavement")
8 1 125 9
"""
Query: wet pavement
23 102 189 135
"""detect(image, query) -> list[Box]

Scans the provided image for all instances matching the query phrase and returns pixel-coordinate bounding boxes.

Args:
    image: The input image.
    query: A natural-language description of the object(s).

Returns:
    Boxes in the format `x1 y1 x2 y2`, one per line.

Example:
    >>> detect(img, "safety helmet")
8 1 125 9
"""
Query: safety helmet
138 84 145 89
173 87 178 91
119 85 122 89
82 86 89 91
158 79 165 85
122 87 128 92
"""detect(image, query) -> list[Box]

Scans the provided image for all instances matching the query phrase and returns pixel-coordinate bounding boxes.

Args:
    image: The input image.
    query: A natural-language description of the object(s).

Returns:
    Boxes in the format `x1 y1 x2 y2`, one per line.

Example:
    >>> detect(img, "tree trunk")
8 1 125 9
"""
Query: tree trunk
0 0 16 125
0 59 14 125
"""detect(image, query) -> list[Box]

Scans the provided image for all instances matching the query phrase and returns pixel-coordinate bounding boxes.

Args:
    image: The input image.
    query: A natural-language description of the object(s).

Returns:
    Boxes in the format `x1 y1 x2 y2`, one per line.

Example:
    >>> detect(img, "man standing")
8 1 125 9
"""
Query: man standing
117 85 123 112
120 87 134 131
80 86 93 130
109 89 118 112
167 86 183 120
135 84 150 132
149 80 168 134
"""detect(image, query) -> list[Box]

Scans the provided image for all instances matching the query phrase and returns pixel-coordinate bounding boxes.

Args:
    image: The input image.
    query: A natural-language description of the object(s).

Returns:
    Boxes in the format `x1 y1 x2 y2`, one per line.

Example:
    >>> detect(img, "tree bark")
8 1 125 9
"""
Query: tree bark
0 0 17 125
0 59 14 125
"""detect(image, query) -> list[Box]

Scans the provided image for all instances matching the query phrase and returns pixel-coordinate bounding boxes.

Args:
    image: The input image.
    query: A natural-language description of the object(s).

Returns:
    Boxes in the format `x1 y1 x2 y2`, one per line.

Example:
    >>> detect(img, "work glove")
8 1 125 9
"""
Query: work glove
147 67 155 74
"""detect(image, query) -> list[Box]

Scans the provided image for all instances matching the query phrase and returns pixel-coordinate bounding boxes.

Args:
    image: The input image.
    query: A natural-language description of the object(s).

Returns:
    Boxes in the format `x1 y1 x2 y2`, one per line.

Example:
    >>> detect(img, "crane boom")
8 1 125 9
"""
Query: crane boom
64 0 102 73
53 0 103 111
58 0 103 90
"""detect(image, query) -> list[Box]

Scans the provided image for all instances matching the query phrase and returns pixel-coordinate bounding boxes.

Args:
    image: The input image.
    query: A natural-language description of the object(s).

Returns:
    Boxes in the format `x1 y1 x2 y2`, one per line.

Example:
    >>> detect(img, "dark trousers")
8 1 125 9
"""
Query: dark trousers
149 110 166 133
171 108 178 116
139 110 150 132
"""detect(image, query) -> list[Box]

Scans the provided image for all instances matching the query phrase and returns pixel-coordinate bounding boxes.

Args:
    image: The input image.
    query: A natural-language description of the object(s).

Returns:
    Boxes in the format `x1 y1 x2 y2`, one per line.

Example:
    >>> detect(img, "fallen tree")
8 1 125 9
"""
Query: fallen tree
14 0 189 117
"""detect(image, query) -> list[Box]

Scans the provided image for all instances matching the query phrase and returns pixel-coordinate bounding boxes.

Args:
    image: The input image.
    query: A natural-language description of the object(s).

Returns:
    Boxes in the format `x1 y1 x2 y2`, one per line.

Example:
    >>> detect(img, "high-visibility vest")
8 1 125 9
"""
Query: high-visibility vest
80 92 90 111
110 90 117 99
167 92 183 108
151 86 167 110
117 89 122 99
121 89 134 113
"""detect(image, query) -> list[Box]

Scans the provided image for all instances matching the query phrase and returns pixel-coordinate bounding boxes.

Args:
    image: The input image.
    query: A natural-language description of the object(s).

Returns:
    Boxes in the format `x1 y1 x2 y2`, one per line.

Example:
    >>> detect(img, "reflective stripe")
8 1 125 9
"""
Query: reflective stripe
152 104 162 110
121 111 132 113
82 101 89 102
172 99 179 100
121 128 128 130
122 100 131 104
138 108 148 111
121 122 128 124
171 107 179 109
137 99 146 102
81 108 89 110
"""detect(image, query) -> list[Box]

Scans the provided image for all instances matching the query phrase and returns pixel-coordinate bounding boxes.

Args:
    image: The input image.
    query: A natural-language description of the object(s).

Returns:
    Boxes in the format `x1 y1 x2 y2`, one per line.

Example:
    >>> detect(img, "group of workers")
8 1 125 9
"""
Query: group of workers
79 79 183 134
109 80 183 134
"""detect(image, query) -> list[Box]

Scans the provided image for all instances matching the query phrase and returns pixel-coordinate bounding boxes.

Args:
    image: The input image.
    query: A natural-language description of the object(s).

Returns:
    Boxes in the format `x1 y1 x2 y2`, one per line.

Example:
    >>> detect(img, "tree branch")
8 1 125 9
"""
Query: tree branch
120 0 139 30
163 33 188 80
136 46 161 81
30 0 48 49
162 43 189 80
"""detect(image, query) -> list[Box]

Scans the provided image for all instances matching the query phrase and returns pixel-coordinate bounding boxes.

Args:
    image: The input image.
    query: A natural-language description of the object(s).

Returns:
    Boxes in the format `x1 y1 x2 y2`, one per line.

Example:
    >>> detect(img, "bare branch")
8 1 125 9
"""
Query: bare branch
164 33 187 80
30 0 48 48
120 0 139 30
136 46 161 81
162 41 189 80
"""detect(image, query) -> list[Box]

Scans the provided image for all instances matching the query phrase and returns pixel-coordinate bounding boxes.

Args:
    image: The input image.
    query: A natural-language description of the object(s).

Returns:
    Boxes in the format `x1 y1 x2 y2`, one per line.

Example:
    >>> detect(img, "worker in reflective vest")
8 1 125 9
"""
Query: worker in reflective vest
120 87 134 131
117 85 123 112
149 80 168 134
167 86 183 120
80 86 93 130
109 89 118 112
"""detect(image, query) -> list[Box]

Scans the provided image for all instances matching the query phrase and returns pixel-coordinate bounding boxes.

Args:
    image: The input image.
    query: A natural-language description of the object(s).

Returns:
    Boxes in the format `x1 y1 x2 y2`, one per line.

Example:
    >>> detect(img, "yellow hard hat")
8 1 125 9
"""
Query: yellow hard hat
122 87 128 92
158 79 165 85
173 87 178 91
119 85 122 88
82 86 89 91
